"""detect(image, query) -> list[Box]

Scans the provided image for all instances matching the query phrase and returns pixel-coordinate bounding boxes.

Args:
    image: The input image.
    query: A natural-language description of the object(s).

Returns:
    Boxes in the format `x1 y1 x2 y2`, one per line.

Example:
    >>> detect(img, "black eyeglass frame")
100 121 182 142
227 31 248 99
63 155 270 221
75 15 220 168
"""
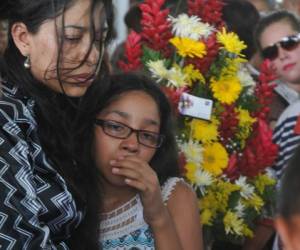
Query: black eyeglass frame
94 119 165 148
261 33 300 60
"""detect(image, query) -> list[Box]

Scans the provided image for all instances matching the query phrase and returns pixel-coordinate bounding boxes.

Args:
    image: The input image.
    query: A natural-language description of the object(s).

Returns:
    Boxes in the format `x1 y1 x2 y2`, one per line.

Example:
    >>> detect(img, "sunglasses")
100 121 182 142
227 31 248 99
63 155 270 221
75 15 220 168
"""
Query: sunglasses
261 33 300 60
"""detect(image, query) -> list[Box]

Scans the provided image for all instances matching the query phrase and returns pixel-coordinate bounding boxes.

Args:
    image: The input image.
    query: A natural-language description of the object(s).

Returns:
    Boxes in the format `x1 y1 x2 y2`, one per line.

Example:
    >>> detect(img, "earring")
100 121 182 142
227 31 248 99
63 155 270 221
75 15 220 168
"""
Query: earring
24 55 31 69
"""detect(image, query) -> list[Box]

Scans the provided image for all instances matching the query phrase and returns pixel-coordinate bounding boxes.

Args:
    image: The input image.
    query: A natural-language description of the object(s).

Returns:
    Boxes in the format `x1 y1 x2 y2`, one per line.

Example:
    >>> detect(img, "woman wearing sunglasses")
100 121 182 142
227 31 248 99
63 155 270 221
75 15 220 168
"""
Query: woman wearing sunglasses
255 10 300 128
253 10 300 250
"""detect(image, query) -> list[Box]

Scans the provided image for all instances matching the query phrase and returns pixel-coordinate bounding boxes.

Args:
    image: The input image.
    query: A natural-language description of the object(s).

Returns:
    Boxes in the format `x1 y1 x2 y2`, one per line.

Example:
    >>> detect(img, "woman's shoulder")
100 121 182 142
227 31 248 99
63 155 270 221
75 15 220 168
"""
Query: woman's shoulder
161 177 196 204
0 82 35 122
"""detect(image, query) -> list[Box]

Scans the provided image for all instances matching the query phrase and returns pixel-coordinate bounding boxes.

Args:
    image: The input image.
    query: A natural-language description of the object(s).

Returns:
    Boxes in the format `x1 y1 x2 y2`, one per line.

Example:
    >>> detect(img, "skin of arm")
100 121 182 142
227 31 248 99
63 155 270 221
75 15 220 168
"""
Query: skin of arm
111 156 203 250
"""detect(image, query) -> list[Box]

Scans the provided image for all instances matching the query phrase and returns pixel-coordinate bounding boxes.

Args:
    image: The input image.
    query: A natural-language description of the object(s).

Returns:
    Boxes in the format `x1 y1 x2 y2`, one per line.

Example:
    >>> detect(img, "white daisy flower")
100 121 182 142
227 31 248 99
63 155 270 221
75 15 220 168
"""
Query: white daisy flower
235 176 255 199
194 169 213 195
180 140 203 164
167 67 187 87
147 60 169 83
168 14 214 40
234 200 246 218
237 67 256 95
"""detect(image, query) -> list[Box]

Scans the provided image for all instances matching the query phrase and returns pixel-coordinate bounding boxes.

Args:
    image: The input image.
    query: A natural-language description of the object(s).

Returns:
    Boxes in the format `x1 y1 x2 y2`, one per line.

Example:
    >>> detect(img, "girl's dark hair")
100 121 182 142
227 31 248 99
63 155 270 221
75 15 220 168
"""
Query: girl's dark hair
277 146 300 221
76 73 180 186
254 10 300 53
222 0 260 60
0 0 114 249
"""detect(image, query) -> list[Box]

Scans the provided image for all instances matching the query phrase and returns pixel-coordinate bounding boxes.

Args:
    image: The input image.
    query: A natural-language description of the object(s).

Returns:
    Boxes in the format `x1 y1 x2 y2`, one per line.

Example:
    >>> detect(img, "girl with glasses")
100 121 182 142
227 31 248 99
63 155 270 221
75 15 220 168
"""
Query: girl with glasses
75 73 203 249
0 0 113 249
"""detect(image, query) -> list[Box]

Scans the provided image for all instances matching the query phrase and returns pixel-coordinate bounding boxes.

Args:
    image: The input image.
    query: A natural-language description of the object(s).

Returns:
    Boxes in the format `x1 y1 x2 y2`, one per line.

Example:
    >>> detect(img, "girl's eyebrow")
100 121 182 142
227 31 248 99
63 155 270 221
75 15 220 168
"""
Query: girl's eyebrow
104 110 160 126
64 25 87 31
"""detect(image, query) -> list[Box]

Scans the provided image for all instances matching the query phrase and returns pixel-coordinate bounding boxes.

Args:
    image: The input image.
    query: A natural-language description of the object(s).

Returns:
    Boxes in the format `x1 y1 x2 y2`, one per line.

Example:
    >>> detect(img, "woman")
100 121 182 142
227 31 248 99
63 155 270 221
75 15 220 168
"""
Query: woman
255 10 300 128
0 0 113 249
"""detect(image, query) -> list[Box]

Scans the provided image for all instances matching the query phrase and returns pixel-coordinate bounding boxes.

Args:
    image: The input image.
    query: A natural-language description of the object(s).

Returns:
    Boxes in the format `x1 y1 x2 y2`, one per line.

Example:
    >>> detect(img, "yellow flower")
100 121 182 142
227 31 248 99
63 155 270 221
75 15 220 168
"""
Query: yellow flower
167 66 188 87
242 225 254 238
243 194 264 212
185 162 198 184
202 143 229 176
254 174 276 194
237 108 256 143
223 211 244 235
238 108 256 127
210 76 242 104
217 28 247 56
201 209 213 225
170 37 207 58
190 118 219 143
183 64 205 85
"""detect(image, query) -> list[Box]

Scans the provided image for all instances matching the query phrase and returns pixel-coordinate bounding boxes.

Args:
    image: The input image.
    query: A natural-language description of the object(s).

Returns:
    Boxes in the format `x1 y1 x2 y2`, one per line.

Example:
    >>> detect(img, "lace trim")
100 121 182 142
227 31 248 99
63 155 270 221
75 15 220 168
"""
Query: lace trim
100 195 147 240
99 177 184 241
161 177 183 204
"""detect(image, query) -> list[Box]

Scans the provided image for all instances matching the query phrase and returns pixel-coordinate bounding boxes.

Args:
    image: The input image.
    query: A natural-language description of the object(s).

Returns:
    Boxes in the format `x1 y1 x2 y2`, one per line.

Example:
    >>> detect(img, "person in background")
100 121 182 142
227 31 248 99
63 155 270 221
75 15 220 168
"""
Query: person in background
0 20 7 55
222 0 261 78
275 146 300 250
255 10 300 128
254 10 300 250
281 0 300 17
0 0 113 249
75 73 203 249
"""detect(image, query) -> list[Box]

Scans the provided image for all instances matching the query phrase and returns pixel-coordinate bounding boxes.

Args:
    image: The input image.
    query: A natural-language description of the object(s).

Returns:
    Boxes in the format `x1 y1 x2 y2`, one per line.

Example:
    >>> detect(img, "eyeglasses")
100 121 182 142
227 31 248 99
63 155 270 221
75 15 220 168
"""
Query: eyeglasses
95 119 165 148
261 33 300 60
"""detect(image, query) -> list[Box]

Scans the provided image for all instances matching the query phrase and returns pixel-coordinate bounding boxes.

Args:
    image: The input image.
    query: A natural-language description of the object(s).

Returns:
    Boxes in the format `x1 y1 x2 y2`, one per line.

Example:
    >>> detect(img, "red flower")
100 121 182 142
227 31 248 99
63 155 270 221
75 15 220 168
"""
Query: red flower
139 0 173 57
161 86 189 115
238 119 278 177
253 60 276 120
218 104 239 144
188 0 225 27
186 33 220 74
223 153 239 180
118 31 142 72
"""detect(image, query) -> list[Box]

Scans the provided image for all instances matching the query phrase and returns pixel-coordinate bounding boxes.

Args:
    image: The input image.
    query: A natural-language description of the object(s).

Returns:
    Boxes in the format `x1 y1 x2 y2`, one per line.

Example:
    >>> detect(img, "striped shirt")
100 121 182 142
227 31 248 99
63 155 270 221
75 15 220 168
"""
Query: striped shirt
273 100 300 182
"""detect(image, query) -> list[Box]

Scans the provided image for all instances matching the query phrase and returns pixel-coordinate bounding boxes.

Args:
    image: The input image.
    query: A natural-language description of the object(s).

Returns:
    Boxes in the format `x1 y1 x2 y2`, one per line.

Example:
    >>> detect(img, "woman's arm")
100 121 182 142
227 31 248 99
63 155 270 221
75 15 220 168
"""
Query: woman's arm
165 181 203 250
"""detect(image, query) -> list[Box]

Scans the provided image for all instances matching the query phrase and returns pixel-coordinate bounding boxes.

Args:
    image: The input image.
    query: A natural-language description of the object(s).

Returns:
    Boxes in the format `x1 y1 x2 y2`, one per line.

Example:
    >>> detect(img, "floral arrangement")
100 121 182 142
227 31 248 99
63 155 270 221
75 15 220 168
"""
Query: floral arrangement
118 0 278 244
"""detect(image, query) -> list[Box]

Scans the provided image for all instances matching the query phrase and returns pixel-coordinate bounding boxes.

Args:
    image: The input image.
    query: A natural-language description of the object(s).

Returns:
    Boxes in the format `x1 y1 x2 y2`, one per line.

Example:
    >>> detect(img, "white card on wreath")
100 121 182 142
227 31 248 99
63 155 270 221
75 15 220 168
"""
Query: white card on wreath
178 92 213 120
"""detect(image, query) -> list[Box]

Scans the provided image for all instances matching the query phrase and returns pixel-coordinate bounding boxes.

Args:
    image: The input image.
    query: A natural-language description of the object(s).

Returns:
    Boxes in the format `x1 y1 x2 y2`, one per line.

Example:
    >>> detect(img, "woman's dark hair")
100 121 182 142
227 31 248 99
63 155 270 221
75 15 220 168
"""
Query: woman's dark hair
277 146 300 221
254 10 300 53
222 0 260 60
75 73 180 186
0 0 114 249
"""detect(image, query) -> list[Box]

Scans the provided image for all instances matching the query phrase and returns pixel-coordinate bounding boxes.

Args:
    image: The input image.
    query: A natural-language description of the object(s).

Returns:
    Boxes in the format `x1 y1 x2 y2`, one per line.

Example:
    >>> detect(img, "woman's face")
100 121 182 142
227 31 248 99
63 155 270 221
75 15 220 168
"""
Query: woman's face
93 90 161 187
26 0 106 97
260 21 300 84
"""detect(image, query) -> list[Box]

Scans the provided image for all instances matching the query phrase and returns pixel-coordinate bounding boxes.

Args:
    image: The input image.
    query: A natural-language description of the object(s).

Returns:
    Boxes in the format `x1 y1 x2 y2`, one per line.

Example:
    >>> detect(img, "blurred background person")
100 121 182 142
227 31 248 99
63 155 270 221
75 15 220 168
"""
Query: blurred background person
222 0 261 78
275 146 300 250
0 20 7 55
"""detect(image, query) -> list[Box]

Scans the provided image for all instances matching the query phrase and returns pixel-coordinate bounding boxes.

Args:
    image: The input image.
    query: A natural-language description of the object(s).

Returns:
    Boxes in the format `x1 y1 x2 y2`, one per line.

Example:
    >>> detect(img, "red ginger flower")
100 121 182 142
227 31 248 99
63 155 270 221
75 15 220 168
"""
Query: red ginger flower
161 86 189 115
139 0 173 57
188 0 225 27
118 31 142 72
238 119 278 177
218 104 239 144
253 60 277 120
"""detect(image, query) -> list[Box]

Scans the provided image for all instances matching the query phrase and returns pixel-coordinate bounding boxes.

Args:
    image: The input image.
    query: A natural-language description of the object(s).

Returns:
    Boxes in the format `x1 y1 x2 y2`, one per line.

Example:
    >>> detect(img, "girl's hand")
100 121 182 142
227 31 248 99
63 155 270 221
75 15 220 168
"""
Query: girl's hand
110 156 167 227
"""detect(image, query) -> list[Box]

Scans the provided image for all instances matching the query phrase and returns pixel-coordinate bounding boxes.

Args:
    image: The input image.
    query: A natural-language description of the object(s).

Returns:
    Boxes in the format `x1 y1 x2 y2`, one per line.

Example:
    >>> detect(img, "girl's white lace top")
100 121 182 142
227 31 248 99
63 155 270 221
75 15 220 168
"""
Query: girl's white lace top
99 177 183 249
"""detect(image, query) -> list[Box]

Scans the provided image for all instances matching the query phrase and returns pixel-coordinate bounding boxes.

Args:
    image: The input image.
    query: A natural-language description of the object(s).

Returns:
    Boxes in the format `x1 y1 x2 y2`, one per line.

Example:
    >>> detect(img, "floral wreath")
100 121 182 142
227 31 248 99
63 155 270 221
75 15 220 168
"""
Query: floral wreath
118 0 278 244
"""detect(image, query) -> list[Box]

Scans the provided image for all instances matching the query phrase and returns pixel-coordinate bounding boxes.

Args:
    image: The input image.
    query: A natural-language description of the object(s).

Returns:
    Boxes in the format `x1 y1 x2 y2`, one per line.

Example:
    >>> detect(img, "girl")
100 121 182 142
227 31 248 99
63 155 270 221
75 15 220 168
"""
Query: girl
77 73 203 249
0 0 113 249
